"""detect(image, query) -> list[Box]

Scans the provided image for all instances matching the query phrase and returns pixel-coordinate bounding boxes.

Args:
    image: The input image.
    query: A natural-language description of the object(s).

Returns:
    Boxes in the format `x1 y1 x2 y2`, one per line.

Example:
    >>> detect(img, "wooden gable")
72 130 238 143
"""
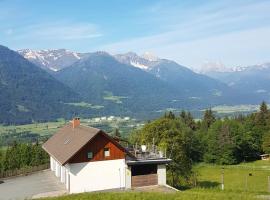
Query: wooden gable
69 131 126 164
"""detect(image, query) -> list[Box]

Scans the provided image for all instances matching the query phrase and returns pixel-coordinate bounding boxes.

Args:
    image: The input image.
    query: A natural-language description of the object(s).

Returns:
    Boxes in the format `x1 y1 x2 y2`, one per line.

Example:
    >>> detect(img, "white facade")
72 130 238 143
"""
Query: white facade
125 166 132 189
49 156 167 193
68 159 126 193
157 164 167 185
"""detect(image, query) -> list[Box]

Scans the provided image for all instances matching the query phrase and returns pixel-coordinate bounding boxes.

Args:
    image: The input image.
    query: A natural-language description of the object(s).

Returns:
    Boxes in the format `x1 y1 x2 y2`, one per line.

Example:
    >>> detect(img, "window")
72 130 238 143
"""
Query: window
104 148 110 157
87 152 93 159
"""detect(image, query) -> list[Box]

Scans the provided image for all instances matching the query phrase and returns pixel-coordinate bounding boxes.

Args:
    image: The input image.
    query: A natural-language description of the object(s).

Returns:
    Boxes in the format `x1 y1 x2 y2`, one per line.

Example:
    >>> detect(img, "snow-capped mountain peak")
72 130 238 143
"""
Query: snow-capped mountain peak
18 49 87 71
199 60 270 74
114 52 161 70
141 52 159 62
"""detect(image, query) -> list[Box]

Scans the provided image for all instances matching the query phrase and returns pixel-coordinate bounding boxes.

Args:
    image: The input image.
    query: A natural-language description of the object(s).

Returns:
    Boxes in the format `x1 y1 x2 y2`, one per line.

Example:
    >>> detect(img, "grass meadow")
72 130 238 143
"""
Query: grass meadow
41 160 269 200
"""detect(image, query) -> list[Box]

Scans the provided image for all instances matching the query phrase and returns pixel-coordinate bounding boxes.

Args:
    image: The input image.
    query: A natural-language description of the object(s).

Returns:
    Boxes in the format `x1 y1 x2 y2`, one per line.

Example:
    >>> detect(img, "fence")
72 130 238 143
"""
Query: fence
0 163 49 179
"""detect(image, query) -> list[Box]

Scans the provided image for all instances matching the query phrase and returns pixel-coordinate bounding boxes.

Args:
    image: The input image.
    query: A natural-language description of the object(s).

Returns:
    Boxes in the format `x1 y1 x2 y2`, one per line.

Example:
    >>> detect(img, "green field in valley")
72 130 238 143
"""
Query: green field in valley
0 117 143 146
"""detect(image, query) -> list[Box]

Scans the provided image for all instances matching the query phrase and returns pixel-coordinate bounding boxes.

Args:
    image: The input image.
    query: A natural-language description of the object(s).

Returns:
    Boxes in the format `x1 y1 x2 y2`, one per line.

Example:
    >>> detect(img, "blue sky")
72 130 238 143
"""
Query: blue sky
1 0 270 69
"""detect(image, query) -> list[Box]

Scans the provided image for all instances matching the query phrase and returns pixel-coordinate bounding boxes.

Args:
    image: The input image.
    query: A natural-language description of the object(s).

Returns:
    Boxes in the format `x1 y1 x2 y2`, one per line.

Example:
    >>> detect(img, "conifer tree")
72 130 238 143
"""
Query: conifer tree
202 109 216 128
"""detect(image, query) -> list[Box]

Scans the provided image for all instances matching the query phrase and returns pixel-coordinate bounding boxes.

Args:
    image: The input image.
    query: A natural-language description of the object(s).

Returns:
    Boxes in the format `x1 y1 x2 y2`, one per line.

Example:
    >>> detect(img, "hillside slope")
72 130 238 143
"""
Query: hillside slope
0 45 79 124
56 52 192 116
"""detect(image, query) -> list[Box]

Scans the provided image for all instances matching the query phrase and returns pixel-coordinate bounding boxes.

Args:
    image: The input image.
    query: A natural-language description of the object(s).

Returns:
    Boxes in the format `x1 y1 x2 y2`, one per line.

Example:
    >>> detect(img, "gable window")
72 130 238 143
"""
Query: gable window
104 147 110 157
87 151 93 159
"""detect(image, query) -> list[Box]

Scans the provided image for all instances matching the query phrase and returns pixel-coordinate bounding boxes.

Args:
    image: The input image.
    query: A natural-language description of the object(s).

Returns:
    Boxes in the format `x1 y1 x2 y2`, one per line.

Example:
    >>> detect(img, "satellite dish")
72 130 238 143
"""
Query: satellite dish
141 145 147 152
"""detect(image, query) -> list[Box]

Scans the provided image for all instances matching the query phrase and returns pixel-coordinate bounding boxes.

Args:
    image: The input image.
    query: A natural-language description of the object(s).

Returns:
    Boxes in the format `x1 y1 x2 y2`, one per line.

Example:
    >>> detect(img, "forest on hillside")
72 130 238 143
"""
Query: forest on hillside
130 102 270 187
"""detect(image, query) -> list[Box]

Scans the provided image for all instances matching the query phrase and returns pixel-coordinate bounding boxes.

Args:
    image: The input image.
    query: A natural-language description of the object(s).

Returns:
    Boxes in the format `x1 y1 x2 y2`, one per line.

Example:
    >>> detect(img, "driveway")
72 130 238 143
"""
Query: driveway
0 170 66 200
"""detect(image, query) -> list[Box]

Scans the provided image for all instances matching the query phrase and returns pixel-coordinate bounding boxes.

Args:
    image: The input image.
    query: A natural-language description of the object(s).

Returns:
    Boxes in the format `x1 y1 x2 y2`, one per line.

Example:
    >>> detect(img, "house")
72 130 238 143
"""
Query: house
42 118 171 193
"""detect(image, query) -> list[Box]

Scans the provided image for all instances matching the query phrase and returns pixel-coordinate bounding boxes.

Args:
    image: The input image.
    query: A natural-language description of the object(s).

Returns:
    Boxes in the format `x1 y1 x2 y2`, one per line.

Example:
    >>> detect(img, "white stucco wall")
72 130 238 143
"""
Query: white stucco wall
65 164 70 190
68 159 126 193
157 164 166 185
50 156 56 172
55 160 61 177
50 156 54 171
60 165 66 183
125 166 131 189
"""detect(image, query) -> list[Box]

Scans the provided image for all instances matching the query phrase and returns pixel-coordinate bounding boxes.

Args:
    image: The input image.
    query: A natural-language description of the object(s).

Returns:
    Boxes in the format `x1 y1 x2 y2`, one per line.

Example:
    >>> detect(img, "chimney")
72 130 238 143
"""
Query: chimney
72 117 80 128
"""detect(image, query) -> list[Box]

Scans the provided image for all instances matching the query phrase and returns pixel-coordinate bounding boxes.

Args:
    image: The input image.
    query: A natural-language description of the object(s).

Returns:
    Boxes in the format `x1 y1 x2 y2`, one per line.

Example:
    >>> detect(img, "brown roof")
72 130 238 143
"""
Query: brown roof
42 123 134 165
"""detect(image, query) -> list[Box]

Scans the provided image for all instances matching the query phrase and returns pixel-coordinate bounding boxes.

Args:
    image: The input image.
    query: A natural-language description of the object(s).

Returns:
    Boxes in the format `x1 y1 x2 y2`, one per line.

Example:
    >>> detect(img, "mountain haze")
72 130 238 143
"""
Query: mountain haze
204 63 270 102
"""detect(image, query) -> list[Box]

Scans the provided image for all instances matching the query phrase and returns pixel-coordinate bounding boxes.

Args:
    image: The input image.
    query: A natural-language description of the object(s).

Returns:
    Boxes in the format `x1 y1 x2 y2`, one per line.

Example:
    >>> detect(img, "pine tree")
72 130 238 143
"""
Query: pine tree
202 109 216 128
255 101 269 126
262 132 270 154
165 111 175 119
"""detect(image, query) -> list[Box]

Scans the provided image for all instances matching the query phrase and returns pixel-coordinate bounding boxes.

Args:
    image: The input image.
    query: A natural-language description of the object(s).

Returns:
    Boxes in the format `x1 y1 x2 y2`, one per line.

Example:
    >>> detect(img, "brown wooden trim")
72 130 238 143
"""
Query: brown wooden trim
99 131 136 159
69 132 126 163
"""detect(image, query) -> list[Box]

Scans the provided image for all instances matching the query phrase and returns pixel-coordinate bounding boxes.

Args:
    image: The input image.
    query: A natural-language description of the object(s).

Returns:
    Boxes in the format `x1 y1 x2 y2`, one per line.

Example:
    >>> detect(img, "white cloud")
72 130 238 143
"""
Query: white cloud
101 0 270 69
12 22 102 41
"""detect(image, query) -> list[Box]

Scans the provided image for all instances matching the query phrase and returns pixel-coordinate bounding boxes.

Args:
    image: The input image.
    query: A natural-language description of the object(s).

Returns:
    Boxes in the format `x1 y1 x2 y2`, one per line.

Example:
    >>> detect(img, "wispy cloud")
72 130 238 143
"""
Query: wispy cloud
101 0 270 68
11 22 102 41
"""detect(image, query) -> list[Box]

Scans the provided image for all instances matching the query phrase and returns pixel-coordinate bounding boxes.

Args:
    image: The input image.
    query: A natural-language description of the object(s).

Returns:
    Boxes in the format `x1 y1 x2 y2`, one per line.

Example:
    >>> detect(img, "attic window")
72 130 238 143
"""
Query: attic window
87 152 93 159
104 148 110 157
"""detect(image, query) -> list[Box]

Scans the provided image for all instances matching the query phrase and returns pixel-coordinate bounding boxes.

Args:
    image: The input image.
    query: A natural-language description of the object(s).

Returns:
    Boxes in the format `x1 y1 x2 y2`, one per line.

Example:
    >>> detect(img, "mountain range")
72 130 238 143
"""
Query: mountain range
19 49 249 104
202 63 270 100
0 45 266 124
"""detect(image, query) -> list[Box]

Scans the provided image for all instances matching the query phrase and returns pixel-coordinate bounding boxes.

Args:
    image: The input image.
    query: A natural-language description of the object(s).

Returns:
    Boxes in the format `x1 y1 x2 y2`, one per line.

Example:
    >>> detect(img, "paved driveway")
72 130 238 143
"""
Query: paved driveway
0 170 66 200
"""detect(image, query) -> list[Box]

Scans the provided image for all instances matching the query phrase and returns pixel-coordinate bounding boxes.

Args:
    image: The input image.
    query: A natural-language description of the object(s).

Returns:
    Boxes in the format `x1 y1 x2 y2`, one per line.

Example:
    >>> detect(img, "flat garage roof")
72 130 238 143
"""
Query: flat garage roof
126 158 172 166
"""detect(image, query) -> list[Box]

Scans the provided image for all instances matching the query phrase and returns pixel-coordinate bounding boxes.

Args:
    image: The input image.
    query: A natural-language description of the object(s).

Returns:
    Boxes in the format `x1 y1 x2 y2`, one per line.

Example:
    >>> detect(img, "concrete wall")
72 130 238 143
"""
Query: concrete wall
157 164 166 185
68 159 126 193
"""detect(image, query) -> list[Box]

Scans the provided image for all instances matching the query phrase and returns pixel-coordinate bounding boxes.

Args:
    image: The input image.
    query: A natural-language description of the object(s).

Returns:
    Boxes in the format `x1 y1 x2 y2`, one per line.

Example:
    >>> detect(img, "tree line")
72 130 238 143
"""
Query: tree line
0 141 49 173
129 102 270 187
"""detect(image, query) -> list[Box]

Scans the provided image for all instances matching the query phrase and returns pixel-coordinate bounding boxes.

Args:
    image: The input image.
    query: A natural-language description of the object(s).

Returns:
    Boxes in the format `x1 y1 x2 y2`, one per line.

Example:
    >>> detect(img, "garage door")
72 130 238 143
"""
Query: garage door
131 164 158 187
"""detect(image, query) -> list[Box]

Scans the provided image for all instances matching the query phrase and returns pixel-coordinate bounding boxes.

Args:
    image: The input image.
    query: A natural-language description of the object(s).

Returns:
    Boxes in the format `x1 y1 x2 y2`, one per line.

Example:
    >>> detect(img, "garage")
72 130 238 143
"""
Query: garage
131 164 158 187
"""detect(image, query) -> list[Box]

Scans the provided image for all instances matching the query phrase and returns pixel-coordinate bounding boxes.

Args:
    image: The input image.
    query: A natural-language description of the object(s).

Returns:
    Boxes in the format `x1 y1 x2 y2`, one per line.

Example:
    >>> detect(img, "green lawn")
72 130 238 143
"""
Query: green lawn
41 190 256 200
41 160 269 200
41 190 257 200
193 160 270 194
